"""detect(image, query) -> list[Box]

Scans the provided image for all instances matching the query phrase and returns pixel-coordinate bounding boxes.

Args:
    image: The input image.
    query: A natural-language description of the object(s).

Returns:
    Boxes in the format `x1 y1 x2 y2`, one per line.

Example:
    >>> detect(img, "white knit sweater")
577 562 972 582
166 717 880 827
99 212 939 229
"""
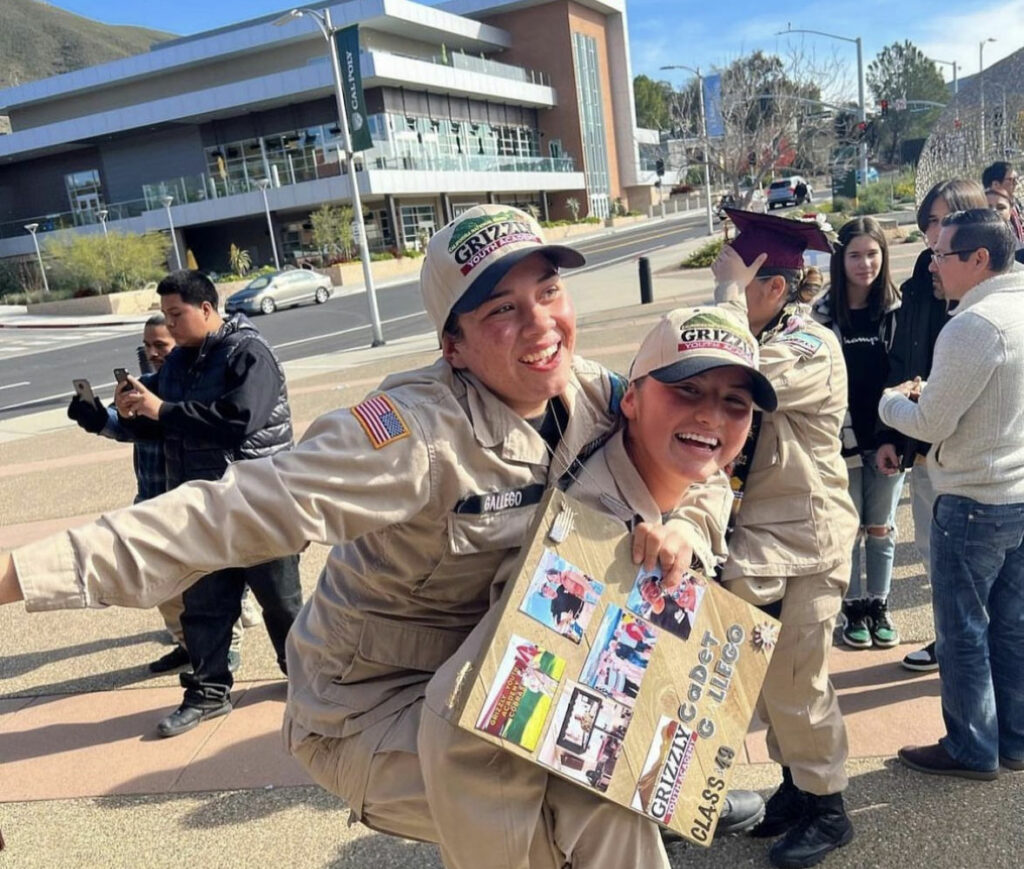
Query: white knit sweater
878 270 1024 503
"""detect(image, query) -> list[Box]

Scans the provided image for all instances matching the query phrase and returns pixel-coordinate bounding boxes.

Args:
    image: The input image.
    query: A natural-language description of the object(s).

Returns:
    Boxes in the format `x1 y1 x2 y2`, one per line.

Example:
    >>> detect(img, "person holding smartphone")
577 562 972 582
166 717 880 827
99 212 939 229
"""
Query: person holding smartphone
66 314 252 674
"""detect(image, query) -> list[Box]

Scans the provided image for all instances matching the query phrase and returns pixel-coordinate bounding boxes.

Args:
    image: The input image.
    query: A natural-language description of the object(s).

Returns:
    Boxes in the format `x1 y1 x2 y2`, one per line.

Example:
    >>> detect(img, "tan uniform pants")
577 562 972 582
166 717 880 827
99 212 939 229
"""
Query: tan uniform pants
289 604 668 869
756 562 850 795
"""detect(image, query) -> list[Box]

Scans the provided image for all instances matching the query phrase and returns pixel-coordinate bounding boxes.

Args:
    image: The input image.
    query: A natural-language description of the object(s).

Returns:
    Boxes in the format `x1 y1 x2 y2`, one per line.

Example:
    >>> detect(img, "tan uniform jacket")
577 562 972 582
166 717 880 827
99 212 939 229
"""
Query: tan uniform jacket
565 429 732 571
14 357 623 746
715 283 859 620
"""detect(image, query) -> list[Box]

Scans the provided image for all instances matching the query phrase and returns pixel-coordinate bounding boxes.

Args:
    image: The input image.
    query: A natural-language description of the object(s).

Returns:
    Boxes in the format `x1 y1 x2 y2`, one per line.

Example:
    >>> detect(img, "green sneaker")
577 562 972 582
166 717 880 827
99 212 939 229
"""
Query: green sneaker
841 599 872 648
868 598 900 648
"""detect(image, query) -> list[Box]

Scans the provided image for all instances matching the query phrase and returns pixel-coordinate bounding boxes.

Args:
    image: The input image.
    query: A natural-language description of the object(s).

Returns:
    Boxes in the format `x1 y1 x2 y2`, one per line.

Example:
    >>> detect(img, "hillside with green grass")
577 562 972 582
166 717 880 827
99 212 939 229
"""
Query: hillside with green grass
0 0 175 91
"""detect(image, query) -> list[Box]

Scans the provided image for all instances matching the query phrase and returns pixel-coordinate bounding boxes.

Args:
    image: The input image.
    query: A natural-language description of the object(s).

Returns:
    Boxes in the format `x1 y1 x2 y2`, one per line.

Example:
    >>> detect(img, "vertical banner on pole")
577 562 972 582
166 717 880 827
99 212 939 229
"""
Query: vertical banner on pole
702 74 724 138
334 25 372 152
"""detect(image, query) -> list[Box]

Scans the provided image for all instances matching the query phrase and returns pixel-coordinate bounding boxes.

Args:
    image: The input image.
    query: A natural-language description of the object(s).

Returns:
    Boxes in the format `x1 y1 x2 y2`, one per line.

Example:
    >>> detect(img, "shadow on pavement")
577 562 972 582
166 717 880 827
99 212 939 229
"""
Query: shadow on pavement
329 835 443 868
0 661 156 700
665 761 1024 868
0 630 166 682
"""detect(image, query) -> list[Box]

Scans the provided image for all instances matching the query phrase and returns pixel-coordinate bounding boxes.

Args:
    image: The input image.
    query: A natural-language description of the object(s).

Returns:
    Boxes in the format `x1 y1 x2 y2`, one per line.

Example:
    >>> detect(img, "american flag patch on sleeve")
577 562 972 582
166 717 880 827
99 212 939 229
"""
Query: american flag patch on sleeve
351 394 410 449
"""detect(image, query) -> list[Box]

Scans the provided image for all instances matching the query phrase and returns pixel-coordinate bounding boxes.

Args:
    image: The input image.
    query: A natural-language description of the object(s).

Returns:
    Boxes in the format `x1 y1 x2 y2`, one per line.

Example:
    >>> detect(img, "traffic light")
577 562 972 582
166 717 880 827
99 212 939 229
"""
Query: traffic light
880 99 889 117
655 158 665 177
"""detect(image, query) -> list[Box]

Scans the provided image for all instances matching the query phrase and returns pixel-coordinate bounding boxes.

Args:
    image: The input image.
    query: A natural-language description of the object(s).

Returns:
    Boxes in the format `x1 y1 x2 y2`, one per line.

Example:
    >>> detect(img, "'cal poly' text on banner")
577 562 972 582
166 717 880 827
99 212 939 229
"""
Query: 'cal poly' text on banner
333 25 372 152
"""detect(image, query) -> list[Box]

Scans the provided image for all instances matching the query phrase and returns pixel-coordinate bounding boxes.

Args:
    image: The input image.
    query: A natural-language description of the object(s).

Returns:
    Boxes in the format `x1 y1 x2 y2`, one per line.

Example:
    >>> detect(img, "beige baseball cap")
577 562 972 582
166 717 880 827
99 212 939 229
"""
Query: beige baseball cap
420 204 585 336
628 307 777 411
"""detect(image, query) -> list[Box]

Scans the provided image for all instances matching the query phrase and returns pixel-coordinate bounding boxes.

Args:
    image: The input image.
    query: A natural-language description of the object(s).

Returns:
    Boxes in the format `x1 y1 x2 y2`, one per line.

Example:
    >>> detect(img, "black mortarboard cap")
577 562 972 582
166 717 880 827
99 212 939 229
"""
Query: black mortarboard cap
724 208 833 270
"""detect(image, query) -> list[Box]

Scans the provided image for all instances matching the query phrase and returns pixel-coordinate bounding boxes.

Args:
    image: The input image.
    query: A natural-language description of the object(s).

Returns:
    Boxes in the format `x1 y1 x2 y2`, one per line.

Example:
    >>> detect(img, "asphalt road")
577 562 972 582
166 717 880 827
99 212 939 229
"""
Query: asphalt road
0 212 712 422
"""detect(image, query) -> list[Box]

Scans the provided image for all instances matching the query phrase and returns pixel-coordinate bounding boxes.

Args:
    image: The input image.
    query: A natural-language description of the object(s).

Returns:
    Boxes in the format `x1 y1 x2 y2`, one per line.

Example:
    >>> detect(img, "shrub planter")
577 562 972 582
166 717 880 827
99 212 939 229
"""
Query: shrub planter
329 256 424 287
27 286 159 316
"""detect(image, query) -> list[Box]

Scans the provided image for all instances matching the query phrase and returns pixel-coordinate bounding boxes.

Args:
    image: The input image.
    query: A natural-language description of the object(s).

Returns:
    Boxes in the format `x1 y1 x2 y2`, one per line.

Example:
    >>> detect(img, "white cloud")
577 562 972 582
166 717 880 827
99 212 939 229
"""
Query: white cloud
916 0 1024 84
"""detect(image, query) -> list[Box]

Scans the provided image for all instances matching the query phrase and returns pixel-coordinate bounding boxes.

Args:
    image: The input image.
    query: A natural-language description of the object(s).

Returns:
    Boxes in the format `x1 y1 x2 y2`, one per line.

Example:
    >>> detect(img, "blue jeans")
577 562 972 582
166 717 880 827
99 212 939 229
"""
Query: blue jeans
847 453 907 600
932 494 1024 769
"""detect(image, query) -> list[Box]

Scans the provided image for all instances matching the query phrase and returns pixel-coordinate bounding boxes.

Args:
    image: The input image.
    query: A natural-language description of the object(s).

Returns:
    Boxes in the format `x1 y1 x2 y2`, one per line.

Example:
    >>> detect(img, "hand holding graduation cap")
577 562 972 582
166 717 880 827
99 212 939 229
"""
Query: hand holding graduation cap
711 244 767 288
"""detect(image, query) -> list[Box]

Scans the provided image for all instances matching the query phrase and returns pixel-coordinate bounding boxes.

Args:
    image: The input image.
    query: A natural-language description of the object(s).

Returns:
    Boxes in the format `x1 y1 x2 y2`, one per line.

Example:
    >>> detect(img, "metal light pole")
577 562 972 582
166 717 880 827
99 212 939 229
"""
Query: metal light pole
160 195 183 271
779 27 868 182
255 179 281 270
96 208 109 240
980 38 997 157
660 64 714 235
988 81 1008 155
930 57 959 124
23 223 49 294
276 7 385 346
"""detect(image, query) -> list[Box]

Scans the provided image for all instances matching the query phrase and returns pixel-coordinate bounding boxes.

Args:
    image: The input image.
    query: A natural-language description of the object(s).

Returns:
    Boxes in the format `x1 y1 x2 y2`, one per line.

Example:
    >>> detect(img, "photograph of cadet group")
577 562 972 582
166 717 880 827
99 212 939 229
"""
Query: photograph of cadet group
3 165 1024 869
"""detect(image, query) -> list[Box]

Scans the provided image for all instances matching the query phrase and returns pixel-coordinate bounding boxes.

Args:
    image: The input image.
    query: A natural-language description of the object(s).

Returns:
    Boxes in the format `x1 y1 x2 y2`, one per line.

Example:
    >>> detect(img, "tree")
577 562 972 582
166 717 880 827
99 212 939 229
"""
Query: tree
228 243 251 276
668 50 840 200
44 230 167 294
867 41 948 164
633 75 674 129
310 203 355 262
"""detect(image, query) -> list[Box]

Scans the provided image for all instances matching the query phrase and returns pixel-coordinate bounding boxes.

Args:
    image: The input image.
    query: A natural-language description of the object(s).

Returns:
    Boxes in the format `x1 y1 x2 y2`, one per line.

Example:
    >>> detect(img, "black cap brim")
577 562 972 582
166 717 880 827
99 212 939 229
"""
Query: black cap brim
650 359 778 412
450 245 586 317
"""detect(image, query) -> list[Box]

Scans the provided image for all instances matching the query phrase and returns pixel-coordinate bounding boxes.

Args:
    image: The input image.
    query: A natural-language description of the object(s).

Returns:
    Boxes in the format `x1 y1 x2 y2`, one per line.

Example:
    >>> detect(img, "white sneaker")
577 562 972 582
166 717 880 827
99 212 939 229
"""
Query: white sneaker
901 641 938 672
240 593 262 629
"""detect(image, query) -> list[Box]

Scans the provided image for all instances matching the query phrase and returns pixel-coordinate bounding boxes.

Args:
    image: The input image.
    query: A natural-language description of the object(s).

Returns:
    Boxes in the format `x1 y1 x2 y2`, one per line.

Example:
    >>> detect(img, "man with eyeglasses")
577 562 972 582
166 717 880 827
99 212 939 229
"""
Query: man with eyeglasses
879 208 1024 781
982 161 1023 246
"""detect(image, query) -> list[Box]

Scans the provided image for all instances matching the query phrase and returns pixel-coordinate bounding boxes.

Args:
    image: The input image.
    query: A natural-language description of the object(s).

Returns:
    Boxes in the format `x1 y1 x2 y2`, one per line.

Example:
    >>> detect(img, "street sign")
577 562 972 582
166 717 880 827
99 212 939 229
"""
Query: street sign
832 169 856 200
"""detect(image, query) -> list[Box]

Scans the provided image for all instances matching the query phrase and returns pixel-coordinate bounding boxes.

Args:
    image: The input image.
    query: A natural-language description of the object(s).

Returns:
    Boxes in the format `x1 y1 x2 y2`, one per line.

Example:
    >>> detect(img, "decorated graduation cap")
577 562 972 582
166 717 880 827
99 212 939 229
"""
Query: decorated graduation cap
724 208 833 269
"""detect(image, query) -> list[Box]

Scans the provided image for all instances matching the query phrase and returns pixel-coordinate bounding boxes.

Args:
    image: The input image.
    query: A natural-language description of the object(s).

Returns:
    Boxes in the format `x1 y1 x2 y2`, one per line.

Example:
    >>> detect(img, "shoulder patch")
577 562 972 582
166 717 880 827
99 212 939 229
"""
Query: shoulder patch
608 370 628 416
351 394 410 449
776 330 823 357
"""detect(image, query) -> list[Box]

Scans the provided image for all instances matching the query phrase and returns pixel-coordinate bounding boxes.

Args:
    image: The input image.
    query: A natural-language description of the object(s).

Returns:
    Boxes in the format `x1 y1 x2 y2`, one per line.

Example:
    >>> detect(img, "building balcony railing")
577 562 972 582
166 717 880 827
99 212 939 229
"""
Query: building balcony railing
366 48 551 87
0 151 576 242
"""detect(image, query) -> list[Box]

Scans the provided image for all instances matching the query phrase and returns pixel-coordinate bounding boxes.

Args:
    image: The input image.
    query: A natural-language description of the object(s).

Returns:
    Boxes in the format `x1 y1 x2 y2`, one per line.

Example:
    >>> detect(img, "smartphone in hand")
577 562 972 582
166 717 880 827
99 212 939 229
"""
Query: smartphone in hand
72 378 96 404
113 367 130 387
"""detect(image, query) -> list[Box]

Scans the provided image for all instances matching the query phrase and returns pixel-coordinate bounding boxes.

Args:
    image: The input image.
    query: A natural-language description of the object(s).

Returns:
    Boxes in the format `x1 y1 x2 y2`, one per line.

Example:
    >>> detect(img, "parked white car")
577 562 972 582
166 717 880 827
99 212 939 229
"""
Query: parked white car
225 269 332 315
767 176 813 209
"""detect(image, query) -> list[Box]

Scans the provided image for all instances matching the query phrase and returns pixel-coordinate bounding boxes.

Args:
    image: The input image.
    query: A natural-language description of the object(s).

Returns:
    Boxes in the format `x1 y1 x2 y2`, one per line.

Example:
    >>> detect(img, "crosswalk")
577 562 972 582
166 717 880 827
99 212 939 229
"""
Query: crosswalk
0 325 140 362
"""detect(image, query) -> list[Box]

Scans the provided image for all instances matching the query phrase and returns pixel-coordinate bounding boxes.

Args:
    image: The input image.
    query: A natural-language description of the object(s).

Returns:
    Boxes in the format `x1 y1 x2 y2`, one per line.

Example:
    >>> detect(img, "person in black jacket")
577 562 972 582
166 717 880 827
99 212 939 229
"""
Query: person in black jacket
874 179 987 672
116 270 303 737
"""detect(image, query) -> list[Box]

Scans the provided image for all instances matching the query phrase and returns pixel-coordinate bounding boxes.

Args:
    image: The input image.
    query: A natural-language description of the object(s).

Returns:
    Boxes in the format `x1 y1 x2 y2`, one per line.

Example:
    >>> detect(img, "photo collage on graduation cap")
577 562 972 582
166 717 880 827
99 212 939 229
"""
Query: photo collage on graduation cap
578 605 658 708
478 545 705 797
476 635 566 752
625 565 707 642
537 682 633 793
519 548 605 644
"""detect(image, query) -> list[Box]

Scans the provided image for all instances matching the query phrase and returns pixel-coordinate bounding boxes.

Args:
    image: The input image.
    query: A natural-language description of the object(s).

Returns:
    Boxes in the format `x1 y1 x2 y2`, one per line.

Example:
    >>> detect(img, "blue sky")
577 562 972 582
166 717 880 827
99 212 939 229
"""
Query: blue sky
45 0 1024 105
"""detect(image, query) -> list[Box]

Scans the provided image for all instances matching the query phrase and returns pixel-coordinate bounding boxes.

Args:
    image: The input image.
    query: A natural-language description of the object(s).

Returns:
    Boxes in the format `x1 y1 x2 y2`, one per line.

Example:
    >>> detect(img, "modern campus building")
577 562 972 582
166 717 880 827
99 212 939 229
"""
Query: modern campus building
0 0 660 273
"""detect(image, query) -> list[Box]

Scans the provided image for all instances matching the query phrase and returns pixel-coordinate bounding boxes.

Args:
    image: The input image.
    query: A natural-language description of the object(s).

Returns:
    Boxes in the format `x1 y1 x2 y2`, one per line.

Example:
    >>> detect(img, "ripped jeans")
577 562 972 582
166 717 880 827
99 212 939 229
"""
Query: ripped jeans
847 452 907 600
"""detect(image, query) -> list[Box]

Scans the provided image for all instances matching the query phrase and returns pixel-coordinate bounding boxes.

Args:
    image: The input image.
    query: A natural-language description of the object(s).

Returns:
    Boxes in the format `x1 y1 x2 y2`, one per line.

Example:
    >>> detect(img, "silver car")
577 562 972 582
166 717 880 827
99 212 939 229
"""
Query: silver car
225 269 332 315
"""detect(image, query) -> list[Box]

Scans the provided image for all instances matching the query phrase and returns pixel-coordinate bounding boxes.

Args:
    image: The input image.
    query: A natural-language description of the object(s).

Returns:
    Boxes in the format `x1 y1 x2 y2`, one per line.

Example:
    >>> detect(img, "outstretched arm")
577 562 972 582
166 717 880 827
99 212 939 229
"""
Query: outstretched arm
0 552 23 605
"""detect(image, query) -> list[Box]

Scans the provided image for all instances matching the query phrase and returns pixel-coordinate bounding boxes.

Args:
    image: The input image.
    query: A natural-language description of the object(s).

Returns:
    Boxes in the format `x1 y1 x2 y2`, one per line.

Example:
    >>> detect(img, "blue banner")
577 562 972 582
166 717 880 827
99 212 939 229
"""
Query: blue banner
702 74 724 138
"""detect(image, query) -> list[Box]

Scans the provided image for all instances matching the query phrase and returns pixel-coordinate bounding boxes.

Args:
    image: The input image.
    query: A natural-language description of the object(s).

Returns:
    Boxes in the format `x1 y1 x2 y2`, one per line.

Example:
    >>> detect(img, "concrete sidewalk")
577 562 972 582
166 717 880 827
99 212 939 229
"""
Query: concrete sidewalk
4 230 1016 869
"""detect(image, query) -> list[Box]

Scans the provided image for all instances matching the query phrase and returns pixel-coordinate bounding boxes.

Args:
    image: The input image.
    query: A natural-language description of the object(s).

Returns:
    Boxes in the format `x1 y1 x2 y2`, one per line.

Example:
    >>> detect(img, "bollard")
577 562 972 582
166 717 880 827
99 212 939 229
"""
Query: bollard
639 256 653 305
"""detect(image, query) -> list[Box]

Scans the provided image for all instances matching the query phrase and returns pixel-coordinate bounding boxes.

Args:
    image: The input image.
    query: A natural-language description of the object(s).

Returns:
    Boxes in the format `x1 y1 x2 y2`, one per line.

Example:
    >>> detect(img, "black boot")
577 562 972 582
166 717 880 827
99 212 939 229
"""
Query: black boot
750 767 806 838
768 791 854 869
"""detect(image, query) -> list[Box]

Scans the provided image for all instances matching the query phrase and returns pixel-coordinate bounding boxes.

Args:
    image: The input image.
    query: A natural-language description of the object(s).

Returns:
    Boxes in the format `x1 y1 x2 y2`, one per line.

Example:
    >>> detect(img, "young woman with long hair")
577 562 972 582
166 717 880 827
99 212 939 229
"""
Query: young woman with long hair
813 217 904 648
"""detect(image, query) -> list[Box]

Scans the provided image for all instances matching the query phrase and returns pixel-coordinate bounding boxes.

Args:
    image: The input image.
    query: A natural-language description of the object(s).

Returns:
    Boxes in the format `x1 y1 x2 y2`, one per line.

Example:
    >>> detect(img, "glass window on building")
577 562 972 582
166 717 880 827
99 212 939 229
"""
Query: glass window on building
571 31 611 219
65 169 104 223
400 204 438 250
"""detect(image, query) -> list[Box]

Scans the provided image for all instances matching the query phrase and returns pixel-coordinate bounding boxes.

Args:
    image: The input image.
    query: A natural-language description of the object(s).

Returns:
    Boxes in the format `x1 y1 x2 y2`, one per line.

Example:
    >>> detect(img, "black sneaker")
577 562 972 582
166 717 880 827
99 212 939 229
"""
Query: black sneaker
867 598 900 648
148 645 190 674
157 700 232 738
901 641 938 672
841 600 872 649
